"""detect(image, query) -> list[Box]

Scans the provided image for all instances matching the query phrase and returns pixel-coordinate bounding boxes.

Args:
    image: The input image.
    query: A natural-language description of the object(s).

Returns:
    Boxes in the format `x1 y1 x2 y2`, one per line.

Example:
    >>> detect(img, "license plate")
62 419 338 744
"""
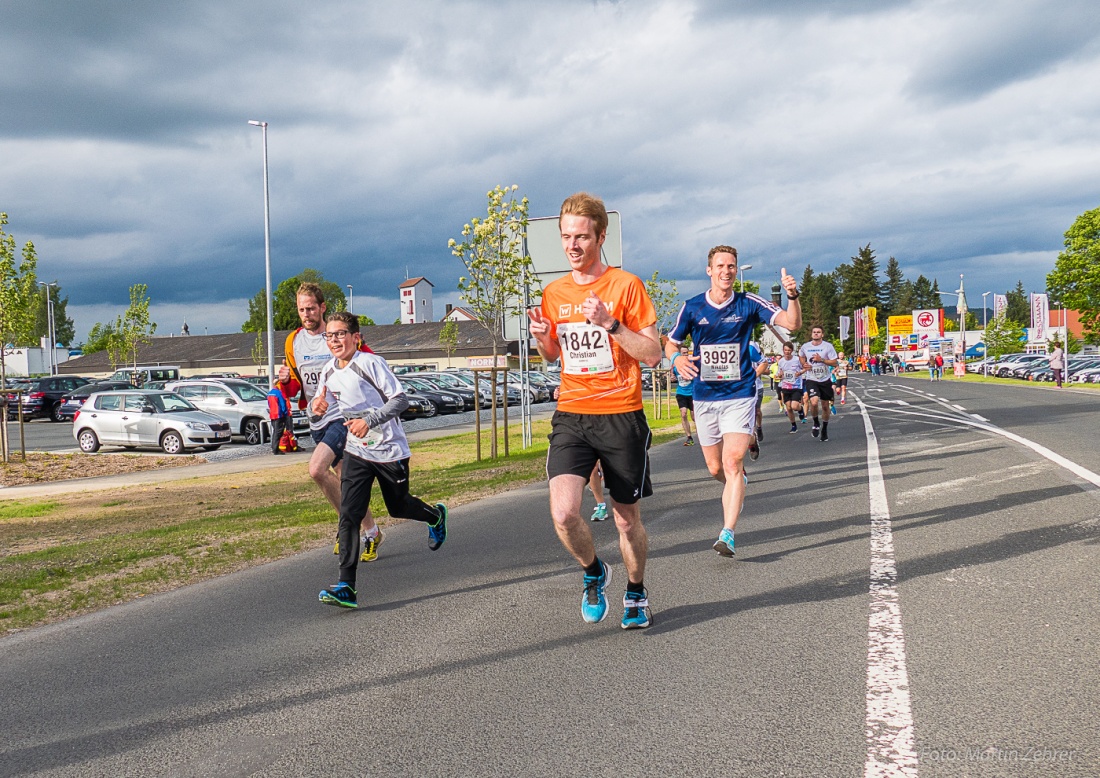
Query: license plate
215 432 230 439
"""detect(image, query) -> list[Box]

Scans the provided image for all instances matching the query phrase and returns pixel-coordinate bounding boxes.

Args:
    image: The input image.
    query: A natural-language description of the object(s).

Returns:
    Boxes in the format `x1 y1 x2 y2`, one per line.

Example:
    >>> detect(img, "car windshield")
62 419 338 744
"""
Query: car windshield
148 393 200 413
402 378 431 391
429 374 467 388
226 382 268 402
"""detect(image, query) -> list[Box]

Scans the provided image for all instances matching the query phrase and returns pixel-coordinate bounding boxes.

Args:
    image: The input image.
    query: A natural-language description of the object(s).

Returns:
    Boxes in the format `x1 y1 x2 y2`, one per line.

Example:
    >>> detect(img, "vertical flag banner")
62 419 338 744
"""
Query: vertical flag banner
1031 293 1049 340
993 294 1007 319
865 307 879 337
840 315 851 342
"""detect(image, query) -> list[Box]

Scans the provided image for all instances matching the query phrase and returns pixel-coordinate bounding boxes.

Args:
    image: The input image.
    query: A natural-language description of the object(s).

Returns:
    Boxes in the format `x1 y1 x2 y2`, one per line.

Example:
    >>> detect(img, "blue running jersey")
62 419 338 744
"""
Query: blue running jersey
668 291 781 401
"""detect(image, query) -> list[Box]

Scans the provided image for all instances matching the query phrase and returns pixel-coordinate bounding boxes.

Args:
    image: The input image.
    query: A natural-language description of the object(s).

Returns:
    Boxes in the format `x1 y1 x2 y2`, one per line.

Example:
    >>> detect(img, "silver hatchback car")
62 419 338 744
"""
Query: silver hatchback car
72 390 233 454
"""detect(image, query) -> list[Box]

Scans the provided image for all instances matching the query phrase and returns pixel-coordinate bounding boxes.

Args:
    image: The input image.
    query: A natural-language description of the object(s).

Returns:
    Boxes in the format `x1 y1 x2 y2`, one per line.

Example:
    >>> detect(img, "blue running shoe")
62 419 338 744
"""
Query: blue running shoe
713 528 735 557
621 589 652 630
590 503 609 522
581 561 612 623
319 582 357 609
428 503 448 550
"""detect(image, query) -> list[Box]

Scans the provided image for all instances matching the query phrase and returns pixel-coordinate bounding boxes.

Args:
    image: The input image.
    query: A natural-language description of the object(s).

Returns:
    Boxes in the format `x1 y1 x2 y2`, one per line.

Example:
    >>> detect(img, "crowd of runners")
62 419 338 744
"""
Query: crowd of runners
278 191 879 631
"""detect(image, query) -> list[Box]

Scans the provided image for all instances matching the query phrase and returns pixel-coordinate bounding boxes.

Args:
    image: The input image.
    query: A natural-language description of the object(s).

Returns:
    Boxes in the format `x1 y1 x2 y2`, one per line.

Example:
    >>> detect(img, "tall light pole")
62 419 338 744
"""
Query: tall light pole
347 284 354 315
248 120 275 387
38 282 57 375
985 292 994 376
738 264 753 292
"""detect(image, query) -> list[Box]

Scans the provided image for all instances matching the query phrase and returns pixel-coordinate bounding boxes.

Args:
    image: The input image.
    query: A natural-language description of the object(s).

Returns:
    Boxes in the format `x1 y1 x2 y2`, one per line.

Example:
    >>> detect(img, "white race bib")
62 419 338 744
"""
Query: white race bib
558 323 615 375
810 362 830 381
699 344 741 381
352 428 384 448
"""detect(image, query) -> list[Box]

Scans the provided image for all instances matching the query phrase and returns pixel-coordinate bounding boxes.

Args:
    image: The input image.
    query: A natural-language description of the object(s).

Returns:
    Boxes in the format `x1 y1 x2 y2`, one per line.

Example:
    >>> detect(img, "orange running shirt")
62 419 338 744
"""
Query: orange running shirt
540 266 657 414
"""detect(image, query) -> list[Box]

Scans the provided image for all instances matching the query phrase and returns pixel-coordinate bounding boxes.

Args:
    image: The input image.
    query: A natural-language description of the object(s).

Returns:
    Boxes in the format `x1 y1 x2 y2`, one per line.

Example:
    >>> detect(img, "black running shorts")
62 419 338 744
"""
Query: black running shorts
779 388 802 404
804 379 835 402
547 410 653 505
675 393 694 410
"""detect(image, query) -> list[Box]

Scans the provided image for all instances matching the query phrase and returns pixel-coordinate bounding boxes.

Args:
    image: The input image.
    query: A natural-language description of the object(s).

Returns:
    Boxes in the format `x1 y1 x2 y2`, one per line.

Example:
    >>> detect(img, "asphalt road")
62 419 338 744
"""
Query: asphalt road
1 376 1097 777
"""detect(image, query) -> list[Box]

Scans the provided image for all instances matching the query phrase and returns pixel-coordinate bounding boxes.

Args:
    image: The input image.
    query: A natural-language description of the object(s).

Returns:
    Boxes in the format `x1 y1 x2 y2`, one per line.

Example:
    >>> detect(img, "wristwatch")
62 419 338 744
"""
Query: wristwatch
606 318 621 334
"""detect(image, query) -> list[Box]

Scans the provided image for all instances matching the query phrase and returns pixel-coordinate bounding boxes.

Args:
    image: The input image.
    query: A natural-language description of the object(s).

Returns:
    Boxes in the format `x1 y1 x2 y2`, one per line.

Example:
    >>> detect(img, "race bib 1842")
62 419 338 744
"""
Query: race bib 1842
558 323 615 375
699 343 741 381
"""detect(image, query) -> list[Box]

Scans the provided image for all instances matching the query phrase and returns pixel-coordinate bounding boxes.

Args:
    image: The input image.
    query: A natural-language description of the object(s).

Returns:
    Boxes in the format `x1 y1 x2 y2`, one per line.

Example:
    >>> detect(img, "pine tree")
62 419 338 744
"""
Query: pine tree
838 244 881 332
1005 280 1029 324
881 256 906 315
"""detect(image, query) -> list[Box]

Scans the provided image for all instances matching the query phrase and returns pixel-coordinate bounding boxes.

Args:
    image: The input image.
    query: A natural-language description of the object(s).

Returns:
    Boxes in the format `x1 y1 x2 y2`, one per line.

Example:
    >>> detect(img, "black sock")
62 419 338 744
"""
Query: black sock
822 422 828 432
583 557 604 577
813 417 819 425
626 580 645 596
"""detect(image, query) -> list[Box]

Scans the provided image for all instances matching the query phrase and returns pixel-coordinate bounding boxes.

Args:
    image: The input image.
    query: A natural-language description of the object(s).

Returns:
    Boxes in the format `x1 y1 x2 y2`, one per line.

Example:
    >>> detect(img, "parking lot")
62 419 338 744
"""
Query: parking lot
4 402 558 459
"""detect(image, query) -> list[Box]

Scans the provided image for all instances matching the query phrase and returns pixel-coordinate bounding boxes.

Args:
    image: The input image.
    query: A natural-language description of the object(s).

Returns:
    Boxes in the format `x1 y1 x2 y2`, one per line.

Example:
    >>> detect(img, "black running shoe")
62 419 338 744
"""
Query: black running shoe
821 431 829 442
811 425 820 438
756 426 764 443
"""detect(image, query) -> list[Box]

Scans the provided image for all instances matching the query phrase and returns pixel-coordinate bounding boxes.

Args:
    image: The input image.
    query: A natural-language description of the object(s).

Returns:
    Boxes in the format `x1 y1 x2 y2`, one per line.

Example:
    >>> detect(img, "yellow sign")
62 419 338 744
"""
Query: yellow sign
888 315 913 335
866 307 879 337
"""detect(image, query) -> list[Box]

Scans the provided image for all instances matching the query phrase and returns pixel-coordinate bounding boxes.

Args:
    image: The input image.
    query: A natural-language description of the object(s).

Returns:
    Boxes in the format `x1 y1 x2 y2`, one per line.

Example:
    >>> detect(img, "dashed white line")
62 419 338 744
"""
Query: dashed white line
855 392 918 778
951 404 966 411
971 414 989 422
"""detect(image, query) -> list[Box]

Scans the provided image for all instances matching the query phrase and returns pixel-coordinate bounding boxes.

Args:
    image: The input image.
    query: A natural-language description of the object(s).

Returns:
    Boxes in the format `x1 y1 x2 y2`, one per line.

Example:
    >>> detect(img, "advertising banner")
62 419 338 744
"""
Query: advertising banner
1031 293 1049 340
993 294 1007 319
888 315 913 336
839 315 851 342
866 307 879 337
913 308 943 336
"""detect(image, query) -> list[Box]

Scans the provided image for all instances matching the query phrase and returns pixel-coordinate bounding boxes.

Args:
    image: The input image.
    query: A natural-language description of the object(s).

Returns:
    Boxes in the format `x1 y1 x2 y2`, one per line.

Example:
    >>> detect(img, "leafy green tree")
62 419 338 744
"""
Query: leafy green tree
1047 206 1100 343
32 282 76 347
438 318 459 361
644 270 680 340
449 185 537 362
1004 280 1029 324
984 316 1025 359
0 215 38 375
82 321 118 355
116 283 157 368
242 268 349 332
0 213 39 461
251 332 266 369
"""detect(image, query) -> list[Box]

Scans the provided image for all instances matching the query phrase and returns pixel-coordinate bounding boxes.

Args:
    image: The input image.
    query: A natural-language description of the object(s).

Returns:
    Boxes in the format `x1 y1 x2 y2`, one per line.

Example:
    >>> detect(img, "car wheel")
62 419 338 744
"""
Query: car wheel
203 445 222 451
243 418 262 445
422 401 438 418
161 430 185 455
51 402 65 422
77 429 101 453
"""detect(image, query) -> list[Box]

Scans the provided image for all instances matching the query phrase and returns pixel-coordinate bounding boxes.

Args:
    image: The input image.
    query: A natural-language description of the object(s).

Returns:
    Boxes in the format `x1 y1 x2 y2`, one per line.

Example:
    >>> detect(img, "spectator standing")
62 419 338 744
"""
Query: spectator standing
1048 342 1065 388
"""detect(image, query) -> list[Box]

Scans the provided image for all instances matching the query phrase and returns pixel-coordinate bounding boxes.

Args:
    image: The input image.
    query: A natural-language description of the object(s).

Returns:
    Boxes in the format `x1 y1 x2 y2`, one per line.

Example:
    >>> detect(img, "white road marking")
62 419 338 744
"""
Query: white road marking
971 414 989 422
951 404 966 411
855 392 918 778
895 463 1046 504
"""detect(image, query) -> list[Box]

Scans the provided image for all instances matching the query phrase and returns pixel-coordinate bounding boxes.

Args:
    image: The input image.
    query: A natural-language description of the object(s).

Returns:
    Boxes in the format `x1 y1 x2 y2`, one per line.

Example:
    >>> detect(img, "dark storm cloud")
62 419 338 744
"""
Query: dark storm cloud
906 1 1100 102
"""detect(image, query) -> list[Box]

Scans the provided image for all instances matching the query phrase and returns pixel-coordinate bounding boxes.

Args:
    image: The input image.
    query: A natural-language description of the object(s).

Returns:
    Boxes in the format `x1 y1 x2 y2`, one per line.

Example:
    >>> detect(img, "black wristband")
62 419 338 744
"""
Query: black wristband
787 290 800 300
607 318 621 334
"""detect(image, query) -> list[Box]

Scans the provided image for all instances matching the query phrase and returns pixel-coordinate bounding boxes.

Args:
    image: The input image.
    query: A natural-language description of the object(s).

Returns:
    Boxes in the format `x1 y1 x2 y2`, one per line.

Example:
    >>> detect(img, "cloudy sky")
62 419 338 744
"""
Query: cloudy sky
2 0 1099 343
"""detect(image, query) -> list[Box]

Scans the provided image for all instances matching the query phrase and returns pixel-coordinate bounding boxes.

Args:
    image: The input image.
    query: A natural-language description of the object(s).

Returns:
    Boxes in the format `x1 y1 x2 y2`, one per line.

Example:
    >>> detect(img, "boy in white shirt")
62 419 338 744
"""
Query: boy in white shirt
312 311 448 609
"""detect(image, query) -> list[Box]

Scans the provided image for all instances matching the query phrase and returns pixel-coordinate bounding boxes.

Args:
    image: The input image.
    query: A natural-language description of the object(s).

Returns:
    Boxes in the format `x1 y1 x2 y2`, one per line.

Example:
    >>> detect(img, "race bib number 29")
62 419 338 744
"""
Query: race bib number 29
699 344 741 381
558 323 615 375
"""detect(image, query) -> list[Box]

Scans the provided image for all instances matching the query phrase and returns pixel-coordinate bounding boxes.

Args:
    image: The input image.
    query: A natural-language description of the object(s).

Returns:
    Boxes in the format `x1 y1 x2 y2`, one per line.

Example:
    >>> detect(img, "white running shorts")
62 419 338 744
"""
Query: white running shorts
693 396 757 446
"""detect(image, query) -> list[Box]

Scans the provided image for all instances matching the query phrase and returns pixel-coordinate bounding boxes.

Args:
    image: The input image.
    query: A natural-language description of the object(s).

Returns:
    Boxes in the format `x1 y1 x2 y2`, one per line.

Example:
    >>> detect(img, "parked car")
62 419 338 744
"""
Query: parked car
57 381 138 421
107 366 181 386
399 394 436 420
399 377 468 413
165 378 273 444
416 372 492 408
6 375 93 422
72 390 232 454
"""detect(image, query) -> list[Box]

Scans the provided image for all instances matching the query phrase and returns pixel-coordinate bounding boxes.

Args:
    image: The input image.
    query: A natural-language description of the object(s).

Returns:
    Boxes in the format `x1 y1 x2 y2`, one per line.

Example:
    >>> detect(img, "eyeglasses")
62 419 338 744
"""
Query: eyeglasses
322 330 353 342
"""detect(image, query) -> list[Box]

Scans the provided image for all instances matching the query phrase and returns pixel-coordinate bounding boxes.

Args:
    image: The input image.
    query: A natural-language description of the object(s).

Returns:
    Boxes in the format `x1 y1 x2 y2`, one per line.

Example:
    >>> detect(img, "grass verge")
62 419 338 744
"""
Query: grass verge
1 408 685 634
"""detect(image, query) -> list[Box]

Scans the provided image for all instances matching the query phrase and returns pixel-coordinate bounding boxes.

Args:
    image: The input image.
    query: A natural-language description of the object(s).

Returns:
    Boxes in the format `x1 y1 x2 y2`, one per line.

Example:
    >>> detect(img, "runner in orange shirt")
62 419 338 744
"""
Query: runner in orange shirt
527 193 662 630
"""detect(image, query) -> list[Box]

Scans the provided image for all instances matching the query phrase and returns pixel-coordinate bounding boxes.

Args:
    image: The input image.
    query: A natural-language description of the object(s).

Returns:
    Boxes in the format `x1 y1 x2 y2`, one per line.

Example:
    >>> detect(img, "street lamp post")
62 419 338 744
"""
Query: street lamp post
38 282 57 375
247 120 275 387
738 264 753 292
347 284 354 315
982 291 991 376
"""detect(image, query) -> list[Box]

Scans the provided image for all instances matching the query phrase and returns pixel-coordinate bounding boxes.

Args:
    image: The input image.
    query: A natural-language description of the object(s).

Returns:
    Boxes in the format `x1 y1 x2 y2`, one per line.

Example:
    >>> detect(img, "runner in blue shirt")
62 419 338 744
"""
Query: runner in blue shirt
671 344 696 445
664 245 802 556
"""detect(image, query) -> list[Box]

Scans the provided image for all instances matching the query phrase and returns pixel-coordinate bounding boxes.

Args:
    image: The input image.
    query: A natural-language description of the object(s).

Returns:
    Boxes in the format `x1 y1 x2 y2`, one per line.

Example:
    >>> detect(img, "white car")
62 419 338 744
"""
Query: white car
165 379 273 445
73 390 232 454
